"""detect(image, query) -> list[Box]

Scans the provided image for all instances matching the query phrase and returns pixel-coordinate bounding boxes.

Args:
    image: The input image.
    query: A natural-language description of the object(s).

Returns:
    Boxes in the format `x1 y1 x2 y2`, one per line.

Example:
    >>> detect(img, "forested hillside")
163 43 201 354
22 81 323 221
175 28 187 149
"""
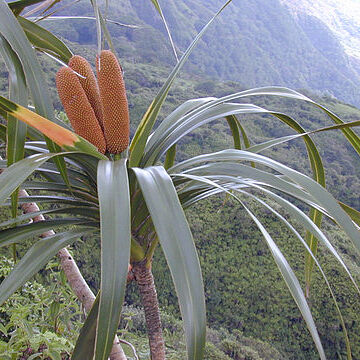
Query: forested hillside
41 0 360 106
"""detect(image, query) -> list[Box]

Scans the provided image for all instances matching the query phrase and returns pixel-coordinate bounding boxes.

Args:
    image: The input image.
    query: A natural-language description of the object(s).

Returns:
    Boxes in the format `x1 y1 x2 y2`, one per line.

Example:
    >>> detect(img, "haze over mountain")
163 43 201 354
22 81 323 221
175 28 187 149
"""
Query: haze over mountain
281 0 360 61
46 0 360 106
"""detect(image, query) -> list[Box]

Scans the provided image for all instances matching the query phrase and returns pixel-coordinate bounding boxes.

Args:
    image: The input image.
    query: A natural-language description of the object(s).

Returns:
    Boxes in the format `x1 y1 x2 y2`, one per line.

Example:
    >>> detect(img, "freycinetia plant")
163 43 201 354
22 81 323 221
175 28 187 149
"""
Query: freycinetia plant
0 0 360 359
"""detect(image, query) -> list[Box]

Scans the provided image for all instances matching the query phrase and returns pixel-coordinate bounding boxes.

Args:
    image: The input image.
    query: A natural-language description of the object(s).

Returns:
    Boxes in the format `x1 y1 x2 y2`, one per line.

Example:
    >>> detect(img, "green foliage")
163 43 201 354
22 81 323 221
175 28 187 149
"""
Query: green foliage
0 256 83 359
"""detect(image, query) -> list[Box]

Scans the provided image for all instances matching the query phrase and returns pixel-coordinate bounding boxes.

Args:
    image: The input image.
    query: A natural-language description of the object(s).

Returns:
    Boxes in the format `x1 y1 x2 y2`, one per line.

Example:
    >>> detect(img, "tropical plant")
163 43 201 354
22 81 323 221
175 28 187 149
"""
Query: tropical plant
0 0 359 360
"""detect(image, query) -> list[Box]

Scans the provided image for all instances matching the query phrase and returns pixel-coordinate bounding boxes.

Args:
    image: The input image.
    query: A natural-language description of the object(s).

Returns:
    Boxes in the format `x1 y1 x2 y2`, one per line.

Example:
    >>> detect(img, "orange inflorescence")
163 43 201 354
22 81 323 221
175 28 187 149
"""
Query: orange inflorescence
97 50 130 154
56 51 130 155
68 55 104 129
56 66 106 154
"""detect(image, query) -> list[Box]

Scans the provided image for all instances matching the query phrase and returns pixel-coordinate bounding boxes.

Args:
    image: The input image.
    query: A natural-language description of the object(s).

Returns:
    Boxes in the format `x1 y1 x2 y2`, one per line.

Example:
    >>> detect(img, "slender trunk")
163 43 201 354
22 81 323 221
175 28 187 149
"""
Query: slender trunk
18 189 126 360
133 262 165 360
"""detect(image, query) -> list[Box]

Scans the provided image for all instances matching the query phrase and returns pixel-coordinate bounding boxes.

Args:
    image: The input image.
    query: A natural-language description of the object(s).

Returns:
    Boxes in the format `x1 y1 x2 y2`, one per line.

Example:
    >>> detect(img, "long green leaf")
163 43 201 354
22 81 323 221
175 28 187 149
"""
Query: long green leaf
0 228 94 306
172 150 360 252
145 97 216 153
133 166 206 360
129 0 232 166
0 206 99 228
246 120 360 154
226 115 242 150
0 35 27 216
0 35 27 166
0 218 96 248
175 172 351 357
8 0 44 16
339 202 360 227
0 123 6 141
13 195 96 207
18 16 72 63
209 86 360 155
95 159 130 360
143 102 264 165
0 1 58 122
175 172 359 294
22 181 98 202
0 153 65 205
36 16 140 28
144 102 325 209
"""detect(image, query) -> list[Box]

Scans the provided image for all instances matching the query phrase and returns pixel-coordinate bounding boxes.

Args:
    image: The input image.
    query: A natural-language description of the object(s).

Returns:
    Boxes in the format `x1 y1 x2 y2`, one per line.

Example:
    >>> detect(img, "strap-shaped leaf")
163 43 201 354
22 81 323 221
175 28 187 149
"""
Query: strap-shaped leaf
132 166 206 360
176 172 350 358
8 0 44 16
0 153 64 205
171 149 360 252
18 16 72 63
0 218 96 248
13 195 97 207
0 35 27 216
202 86 360 156
95 159 130 360
144 97 216 161
0 228 95 305
143 102 325 203
226 115 242 150
0 123 6 141
22 181 97 200
182 172 327 356
0 207 99 228
0 0 73 185
0 36 27 166
0 1 61 127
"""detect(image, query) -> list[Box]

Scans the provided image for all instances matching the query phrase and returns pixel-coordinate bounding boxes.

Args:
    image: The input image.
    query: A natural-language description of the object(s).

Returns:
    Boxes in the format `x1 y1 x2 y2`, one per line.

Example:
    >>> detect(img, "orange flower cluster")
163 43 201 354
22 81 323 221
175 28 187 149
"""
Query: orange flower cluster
56 50 129 154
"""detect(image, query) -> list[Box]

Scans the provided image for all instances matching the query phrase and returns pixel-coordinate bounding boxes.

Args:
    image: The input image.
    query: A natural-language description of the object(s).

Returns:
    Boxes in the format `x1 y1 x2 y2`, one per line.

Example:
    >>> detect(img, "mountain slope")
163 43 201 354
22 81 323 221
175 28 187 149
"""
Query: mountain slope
43 0 360 106
280 0 360 61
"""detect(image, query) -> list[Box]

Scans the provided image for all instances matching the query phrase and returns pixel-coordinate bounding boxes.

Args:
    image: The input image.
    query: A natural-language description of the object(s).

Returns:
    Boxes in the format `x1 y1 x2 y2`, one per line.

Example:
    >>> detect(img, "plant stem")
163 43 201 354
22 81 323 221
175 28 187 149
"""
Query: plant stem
133 261 165 360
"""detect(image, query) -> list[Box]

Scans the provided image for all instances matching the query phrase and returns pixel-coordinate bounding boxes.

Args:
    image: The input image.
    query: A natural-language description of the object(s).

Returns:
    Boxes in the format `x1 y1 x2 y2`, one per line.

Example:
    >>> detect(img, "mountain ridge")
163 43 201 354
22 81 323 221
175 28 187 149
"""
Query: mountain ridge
42 0 360 106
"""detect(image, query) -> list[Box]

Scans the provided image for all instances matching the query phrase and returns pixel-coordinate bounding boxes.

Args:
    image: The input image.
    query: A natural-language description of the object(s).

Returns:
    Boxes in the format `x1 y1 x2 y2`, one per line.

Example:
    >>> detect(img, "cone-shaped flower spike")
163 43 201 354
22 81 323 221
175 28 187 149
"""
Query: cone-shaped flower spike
56 64 106 154
68 55 105 130
97 50 130 154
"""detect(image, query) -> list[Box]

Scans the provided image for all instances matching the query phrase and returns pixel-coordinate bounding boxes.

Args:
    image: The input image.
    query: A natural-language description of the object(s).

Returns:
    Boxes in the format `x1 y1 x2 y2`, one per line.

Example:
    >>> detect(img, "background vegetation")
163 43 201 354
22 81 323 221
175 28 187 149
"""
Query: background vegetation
40 0 360 106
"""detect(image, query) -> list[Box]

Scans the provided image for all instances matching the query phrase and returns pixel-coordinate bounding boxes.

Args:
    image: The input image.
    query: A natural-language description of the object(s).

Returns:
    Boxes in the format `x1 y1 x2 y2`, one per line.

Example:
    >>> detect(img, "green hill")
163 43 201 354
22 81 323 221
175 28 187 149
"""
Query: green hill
41 0 360 106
